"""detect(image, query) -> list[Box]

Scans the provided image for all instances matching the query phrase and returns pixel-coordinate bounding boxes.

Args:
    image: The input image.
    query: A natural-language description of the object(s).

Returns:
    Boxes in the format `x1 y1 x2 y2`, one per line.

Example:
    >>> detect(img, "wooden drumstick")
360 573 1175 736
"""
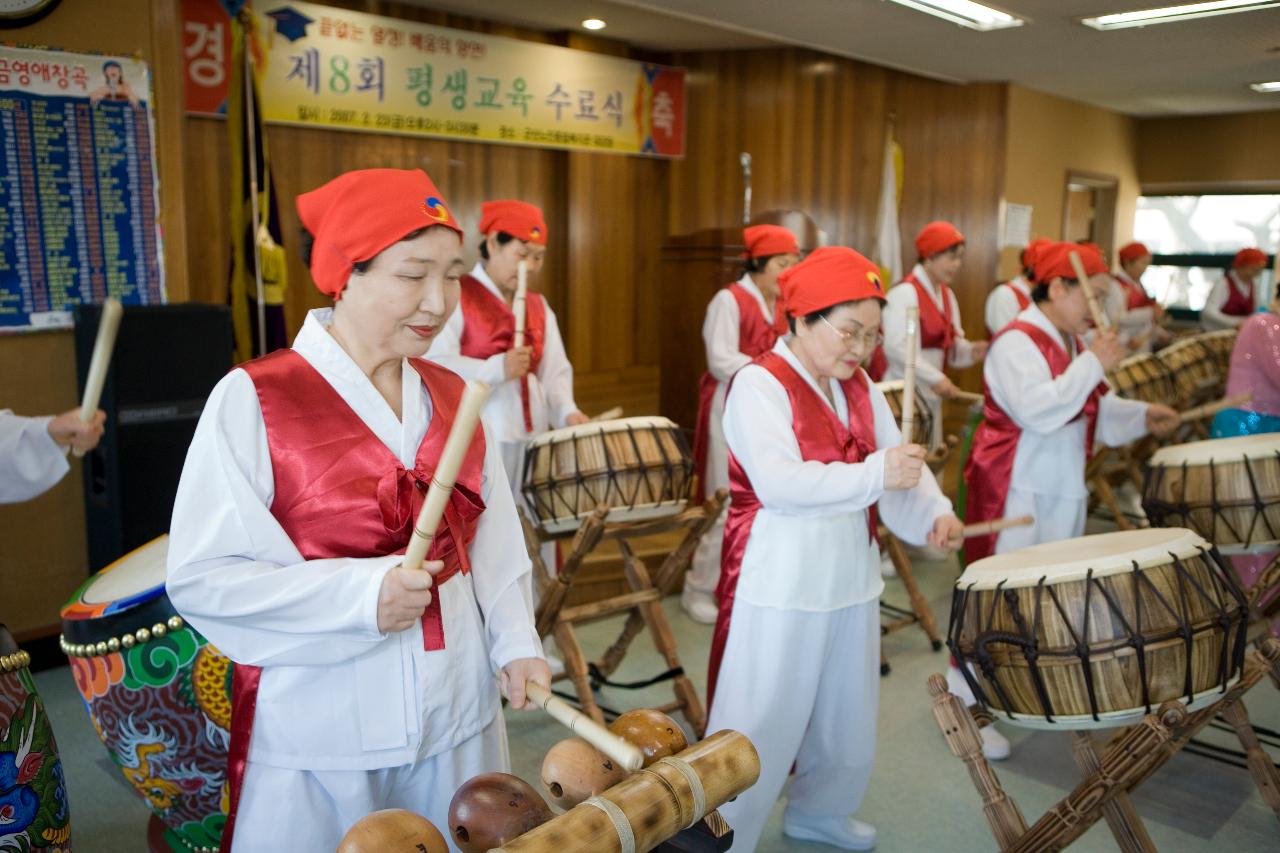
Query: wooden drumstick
591 406 623 422
956 515 1034 540
403 381 491 571
901 305 918 446
524 682 644 772
1068 250 1109 332
1178 392 1252 425
75 297 123 457
951 390 984 405
513 260 528 349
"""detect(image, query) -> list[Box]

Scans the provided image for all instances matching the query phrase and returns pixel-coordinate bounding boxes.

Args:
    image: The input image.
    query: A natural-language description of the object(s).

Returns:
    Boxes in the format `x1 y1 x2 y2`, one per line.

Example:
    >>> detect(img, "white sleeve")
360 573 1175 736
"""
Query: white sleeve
946 288 977 369
985 287 1018 336
722 365 887 514
1096 392 1151 448
867 386 954 546
535 306 581 429
468 418 544 670
884 285 946 388
703 290 750 382
1202 278 1244 330
165 369 397 668
427 304 507 386
985 332 1111 435
0 411 71 504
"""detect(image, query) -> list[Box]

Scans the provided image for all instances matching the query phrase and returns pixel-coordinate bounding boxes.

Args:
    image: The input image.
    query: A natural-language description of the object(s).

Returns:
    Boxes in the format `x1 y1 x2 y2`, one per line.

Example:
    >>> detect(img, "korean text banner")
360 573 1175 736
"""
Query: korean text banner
0 46 165 332
203 1 686 158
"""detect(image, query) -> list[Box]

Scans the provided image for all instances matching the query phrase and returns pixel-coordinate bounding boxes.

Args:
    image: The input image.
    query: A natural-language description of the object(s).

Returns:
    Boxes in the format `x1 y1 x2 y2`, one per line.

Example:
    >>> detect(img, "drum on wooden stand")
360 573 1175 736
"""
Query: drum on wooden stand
875 379 933 448
1200 328 1238 379
1156 334 1222 408
522 417 693 533
1 624 73 851
60 536 231 853
1107 352 1176 406
1143 434 1280 554
949 528 1248 729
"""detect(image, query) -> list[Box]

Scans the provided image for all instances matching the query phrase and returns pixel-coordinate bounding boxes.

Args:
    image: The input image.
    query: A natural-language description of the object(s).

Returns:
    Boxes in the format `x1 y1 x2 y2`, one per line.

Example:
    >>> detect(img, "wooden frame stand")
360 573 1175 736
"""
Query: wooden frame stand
522 492 727 738
927 639 1280 852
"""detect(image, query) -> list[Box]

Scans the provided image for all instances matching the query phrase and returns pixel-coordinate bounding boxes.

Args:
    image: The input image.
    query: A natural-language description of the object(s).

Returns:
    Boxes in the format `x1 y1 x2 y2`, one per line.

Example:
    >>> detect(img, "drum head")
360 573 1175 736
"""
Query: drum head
62 535 169 621
958 527 1209 590
1149 433 1280 468
528 415 679 448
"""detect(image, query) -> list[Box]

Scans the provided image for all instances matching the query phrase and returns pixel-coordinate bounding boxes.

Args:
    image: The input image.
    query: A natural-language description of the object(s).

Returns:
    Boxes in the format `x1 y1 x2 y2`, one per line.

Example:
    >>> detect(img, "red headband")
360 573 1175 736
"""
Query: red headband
1034 241 1106 284
915 221 965 259
779 247 885 316
1234 248 1267 269
479 199 548 246
1118 242 1151 263
296 168 463 298
743 224 799 258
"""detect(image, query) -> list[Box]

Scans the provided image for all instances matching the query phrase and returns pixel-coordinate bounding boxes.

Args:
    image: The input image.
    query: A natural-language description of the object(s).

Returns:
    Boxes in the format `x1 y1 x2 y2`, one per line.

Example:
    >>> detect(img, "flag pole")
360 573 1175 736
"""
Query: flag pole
242 9 267 358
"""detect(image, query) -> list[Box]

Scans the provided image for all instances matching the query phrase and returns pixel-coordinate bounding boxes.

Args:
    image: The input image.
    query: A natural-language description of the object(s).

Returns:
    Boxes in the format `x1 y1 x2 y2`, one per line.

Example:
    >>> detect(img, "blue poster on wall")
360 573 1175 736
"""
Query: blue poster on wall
0 46 165 332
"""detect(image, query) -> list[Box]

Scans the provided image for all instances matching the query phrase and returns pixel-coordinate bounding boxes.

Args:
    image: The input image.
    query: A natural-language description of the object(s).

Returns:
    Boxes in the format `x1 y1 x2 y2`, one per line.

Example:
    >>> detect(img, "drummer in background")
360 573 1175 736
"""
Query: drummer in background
685 224 799 624
883 221 988 447
167 169 548 851
1212 294 1280 635
706 247 962 852
0 407 104 503
1212 294 1280 438
1109 241 1170 352
959 241 1179 759
984 238 1049 336
1202 248 1267 331
428 199 588 497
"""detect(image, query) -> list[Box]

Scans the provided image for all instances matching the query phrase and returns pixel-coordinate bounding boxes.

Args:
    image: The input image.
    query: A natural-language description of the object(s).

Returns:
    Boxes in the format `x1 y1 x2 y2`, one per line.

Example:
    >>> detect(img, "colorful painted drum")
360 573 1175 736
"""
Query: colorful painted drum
60 537 231 853
1 624 72 851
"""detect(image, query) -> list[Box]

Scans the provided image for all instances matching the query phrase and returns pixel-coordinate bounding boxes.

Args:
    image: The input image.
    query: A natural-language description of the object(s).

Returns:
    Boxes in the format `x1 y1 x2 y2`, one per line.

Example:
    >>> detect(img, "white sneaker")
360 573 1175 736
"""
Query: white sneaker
680 586 719 624
879 553 896 578
945 665 1011 760
783 811 876 851
979 725 1011 761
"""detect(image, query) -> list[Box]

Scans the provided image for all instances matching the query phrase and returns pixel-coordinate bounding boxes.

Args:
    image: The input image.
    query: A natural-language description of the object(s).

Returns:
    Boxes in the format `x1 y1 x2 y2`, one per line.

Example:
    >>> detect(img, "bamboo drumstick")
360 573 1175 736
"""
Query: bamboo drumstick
901 306 918 446
951 390 984 405
956 515 1034 540
403 381 491 571
591 406 623 422
524 682 644 772
75 298 123 458
1068 250 1109 332
513 260 528 348
1178 392 1252 425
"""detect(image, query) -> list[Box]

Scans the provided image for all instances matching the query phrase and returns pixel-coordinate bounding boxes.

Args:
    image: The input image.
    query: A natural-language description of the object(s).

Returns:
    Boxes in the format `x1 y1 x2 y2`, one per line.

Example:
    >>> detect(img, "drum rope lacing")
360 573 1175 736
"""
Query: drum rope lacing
583 794 636 853
1143 454 1279 551
951 546 1248 722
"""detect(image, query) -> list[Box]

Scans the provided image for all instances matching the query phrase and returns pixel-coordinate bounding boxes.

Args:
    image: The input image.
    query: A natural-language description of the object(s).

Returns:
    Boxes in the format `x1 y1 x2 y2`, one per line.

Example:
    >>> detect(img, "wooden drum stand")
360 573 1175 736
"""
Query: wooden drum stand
927 639 1280 852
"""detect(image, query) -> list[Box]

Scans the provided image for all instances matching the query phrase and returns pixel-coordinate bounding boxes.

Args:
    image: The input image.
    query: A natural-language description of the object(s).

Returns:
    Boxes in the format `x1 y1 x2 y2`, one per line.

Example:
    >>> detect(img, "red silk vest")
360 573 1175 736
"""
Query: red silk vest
221 350 487 852
903 273 957 369
458 274 547 431
1221 275 1256 318
1116 273 1155 310
692 282 788 502
963 321 1106 564
705 351 877 709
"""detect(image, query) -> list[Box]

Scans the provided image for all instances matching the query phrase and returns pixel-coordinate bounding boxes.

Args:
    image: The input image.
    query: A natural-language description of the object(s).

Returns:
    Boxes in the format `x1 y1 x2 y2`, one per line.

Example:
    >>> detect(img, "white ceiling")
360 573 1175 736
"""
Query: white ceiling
408 0 1280 116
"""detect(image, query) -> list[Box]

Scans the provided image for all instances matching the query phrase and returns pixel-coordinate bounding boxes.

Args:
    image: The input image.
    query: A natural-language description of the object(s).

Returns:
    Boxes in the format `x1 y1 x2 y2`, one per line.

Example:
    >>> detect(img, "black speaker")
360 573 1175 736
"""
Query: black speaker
74 303 234 573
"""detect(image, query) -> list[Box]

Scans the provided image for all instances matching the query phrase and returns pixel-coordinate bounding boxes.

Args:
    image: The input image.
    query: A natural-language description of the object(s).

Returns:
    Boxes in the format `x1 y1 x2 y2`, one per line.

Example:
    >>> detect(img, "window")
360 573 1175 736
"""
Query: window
1133 194 1277 310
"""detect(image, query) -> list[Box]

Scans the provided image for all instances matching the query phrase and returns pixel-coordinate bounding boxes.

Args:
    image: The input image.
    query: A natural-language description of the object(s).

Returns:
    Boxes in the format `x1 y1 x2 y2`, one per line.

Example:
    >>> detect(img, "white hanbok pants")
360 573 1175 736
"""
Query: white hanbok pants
231 715 508 852
688 385 729 597
707 597 880 852
994 487 1088 554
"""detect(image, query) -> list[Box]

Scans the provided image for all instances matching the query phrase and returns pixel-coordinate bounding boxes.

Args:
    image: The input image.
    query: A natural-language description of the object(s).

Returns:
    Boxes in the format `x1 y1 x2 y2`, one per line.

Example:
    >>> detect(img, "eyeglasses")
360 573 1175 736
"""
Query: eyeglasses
820 315 882 349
